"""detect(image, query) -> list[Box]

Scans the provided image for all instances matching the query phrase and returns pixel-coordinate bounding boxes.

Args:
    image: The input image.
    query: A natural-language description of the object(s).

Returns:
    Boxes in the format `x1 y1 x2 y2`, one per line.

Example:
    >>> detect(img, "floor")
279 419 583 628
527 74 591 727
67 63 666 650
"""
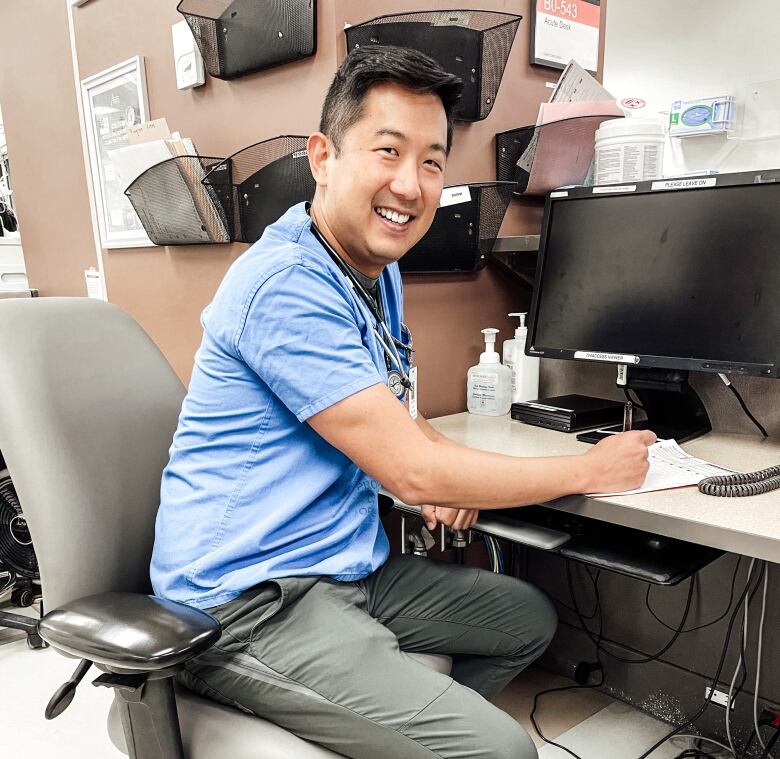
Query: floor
0 598 727 759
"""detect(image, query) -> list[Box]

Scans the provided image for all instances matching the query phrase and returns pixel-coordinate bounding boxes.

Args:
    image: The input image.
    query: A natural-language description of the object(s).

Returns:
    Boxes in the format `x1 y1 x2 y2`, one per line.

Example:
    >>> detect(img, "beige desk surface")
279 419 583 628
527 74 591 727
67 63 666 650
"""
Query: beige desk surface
428 413 780 563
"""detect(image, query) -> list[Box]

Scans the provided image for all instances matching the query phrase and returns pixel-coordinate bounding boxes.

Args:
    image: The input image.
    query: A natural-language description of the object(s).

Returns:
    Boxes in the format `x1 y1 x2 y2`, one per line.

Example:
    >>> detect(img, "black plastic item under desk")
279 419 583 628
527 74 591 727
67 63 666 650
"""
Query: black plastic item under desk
501 505 723 585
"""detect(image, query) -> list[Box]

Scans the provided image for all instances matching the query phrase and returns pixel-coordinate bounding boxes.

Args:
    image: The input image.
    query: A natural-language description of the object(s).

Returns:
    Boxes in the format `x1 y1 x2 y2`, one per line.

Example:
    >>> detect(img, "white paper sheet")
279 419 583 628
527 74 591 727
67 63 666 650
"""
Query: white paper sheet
517 59 615 174
549 60 613 105
588 439 735 497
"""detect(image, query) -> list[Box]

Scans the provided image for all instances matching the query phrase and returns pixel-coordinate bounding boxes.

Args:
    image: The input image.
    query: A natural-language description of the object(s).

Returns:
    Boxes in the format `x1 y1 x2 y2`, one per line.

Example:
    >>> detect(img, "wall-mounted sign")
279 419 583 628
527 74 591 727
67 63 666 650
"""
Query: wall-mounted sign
530 0 601 75
81 56 152 248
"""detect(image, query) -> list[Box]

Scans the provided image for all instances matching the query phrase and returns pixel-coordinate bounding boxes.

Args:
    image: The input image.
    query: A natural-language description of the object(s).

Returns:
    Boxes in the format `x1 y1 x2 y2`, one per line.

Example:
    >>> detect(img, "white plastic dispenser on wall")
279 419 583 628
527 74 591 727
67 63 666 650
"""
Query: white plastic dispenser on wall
467 328 512 416
503 313 540 404
172 19 206 90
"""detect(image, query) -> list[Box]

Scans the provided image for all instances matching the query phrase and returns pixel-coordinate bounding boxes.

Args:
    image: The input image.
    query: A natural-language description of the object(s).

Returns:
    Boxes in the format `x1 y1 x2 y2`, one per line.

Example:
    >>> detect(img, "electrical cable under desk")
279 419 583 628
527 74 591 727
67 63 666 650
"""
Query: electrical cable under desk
636 561 768 759
535 556 772 758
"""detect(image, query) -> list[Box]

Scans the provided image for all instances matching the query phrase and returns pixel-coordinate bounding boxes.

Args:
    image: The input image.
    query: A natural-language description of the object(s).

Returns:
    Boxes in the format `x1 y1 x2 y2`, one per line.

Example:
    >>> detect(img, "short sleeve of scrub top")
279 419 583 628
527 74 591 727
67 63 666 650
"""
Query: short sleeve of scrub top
235 260 385 423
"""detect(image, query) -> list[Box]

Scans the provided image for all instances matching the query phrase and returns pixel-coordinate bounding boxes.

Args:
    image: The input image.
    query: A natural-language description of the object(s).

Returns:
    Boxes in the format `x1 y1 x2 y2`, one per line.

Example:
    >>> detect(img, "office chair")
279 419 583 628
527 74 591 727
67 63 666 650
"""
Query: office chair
0 297 451 759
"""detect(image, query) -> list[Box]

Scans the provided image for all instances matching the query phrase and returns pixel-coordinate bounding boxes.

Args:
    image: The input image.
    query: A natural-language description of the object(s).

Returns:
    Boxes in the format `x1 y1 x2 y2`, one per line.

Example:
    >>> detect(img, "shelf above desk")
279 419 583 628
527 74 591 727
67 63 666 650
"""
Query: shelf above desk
426 413 780 564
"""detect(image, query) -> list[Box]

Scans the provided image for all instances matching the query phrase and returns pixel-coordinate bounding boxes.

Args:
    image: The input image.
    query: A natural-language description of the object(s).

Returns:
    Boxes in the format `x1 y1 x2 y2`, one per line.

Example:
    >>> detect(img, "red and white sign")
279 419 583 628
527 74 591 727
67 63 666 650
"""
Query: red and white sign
621 97 647 110
533 0 601 74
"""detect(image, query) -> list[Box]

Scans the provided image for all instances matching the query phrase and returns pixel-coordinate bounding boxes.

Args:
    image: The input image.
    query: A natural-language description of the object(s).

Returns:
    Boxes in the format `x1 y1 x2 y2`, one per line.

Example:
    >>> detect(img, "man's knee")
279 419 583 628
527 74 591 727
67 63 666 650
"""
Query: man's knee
502 578 558 660
527 584 558 654
476 706 538 759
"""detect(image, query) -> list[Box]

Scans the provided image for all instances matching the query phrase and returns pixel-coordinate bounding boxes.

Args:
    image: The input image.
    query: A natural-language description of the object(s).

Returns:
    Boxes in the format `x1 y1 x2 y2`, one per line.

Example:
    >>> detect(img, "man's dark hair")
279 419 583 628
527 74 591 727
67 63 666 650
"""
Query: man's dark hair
320 45 463 156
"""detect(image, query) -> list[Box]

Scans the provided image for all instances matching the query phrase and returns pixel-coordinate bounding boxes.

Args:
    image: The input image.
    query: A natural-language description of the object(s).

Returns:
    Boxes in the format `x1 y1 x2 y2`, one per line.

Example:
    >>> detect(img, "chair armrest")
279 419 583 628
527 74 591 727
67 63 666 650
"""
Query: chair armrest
38 592 221 671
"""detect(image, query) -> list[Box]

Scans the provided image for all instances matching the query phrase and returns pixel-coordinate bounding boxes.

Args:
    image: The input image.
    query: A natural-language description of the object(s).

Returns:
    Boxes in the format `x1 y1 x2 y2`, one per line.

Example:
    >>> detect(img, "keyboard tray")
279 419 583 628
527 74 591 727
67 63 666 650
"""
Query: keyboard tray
499 505 723 586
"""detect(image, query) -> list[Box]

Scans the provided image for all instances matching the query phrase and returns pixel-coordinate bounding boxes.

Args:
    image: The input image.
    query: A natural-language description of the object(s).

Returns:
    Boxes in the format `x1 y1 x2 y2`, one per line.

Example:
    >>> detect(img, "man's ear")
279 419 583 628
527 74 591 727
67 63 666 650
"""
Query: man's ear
307 132 331 187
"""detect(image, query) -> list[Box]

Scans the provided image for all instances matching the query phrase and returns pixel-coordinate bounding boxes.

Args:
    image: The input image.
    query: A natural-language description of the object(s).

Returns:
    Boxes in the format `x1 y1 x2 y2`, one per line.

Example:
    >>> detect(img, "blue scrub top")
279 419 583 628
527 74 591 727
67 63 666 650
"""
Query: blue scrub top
150 203 407 610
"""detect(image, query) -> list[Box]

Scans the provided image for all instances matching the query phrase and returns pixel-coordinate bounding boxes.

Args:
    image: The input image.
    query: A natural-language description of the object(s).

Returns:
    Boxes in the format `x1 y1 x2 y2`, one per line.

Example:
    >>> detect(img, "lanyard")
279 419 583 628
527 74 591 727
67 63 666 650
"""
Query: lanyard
309 219 413 392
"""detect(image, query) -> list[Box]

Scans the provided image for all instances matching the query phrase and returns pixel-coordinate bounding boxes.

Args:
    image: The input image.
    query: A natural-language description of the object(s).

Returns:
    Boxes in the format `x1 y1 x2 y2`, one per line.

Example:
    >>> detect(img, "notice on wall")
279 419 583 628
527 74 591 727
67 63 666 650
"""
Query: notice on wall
531 0 601 74
84 267 105 300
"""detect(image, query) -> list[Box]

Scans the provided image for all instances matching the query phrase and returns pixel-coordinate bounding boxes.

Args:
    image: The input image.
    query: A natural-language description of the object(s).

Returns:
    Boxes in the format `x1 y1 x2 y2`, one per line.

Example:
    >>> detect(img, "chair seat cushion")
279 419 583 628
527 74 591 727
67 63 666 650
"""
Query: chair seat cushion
177 688 345 759
107 653 452 758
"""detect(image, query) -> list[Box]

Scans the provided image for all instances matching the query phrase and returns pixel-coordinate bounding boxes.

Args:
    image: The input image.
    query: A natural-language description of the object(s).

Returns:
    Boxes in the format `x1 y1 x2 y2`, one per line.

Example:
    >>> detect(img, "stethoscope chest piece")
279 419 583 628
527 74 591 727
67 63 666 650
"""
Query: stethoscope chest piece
387 370 406 400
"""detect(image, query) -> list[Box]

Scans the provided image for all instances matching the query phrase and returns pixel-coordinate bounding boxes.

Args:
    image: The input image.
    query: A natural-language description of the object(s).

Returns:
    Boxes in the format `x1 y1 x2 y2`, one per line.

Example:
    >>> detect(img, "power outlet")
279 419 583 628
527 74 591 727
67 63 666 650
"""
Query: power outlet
706 687 735 710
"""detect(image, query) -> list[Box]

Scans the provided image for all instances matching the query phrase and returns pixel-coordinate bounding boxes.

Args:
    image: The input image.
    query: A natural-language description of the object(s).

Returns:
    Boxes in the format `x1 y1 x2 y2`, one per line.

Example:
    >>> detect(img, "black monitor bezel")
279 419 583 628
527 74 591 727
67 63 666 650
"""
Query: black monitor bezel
526 169 780 379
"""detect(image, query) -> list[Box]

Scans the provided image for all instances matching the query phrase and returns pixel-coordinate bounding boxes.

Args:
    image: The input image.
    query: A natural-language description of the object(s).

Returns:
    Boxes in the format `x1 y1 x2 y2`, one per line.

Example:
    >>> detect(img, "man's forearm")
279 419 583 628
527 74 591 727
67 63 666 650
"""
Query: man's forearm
397 440 592 510
309 384 651 512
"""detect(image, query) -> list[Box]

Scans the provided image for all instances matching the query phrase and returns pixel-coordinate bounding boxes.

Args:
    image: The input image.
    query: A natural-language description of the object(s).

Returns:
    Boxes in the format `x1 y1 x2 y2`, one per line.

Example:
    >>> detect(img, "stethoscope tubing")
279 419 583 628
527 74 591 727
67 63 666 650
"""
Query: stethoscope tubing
309 220 413 389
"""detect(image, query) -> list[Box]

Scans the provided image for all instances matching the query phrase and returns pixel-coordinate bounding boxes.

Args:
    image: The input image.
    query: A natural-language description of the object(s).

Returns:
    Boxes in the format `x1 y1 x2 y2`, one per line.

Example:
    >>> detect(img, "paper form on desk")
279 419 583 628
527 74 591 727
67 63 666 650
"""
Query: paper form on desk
588 439 735 497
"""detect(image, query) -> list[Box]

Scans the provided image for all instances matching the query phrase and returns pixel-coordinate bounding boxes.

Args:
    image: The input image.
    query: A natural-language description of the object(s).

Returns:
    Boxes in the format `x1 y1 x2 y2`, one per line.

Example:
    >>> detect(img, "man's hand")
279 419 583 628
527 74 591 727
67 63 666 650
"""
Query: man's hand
583 430 657 492
421 504 479 531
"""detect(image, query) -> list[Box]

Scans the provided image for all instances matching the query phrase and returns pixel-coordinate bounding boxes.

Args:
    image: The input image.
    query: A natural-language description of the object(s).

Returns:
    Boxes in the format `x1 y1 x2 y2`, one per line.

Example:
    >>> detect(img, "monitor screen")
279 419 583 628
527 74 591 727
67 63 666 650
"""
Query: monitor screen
527 175 780 377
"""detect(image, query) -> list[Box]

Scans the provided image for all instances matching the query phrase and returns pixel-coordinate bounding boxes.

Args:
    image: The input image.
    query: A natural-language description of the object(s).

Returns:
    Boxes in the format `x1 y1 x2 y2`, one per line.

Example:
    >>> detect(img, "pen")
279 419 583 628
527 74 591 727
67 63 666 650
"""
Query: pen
623 401 633 432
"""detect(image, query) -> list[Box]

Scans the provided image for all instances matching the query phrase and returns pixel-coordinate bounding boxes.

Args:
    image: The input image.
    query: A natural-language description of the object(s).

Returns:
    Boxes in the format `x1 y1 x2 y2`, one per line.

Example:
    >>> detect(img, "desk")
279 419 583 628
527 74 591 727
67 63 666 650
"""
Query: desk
399 413 780 564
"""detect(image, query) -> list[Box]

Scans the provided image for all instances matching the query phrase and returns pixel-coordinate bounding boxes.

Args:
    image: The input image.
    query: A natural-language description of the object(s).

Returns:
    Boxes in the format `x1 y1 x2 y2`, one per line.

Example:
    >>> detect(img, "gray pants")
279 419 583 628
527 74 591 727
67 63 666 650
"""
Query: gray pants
180 555 557 759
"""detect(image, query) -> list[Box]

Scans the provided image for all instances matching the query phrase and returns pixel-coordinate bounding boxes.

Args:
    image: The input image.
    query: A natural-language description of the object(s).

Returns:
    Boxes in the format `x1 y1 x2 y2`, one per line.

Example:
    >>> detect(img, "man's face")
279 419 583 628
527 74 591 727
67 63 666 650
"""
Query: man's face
312 82 449 276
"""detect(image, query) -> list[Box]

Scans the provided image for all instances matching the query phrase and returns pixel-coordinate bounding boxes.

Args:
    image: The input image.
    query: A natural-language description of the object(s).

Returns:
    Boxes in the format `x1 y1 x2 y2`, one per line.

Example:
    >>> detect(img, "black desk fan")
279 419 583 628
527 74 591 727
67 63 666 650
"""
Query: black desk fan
0 462 45 648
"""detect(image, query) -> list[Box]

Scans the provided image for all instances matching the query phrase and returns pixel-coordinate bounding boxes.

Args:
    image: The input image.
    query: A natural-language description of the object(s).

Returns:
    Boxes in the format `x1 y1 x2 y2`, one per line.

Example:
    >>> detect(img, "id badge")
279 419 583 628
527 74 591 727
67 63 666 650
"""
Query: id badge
407 366 418 419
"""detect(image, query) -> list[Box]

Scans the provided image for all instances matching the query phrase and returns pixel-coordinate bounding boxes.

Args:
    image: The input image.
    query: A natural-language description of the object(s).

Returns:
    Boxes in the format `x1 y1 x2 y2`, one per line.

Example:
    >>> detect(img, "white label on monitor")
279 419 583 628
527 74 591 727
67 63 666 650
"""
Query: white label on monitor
651 178 717 191
575 351 640 364
550 191 569 198
592 185 637 194
439 185 471 207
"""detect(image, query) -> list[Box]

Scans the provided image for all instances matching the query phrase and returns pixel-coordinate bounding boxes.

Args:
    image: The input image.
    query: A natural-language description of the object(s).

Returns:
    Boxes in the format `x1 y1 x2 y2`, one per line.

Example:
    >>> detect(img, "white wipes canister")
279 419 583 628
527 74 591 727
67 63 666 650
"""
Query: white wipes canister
594 118 665 184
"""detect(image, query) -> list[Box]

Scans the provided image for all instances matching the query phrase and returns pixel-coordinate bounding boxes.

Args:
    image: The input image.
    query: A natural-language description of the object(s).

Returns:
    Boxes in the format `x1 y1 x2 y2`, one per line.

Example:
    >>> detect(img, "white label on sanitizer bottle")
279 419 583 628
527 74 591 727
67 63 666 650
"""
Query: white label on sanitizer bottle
470 372 498 412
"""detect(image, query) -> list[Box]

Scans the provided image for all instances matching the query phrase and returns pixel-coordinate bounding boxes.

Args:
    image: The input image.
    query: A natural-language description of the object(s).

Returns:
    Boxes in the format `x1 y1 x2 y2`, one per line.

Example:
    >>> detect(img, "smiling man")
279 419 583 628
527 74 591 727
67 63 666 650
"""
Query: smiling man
151 46 654 759
307 80 447 275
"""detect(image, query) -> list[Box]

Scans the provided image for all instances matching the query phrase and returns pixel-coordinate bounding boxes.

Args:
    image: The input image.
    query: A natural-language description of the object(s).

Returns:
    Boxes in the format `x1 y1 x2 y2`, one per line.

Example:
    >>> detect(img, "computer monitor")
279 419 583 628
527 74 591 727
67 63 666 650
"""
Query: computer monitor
526 170 780 441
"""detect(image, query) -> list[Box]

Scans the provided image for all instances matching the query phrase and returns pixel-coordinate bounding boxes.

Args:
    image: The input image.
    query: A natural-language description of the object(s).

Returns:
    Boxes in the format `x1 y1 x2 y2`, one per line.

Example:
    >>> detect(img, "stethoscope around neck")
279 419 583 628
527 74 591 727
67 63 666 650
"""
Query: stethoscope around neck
308 218 414 399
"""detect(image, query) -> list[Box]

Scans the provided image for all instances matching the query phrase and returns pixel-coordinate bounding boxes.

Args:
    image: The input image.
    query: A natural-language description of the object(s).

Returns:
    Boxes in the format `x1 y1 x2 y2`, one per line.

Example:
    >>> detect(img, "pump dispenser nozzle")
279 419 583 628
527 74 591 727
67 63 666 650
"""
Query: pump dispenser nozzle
508 312 528 339
480 328 500 363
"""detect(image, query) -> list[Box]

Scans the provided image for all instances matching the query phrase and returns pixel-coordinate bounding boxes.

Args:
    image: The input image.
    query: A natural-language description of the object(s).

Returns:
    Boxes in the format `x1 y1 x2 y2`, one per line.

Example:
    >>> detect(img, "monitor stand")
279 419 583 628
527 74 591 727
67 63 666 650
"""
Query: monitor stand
577 368 712 444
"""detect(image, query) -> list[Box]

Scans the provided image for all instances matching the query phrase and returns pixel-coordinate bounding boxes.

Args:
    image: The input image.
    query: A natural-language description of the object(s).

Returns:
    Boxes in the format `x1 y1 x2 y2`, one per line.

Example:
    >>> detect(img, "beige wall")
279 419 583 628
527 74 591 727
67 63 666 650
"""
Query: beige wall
0 1 97 297
0 0 605 417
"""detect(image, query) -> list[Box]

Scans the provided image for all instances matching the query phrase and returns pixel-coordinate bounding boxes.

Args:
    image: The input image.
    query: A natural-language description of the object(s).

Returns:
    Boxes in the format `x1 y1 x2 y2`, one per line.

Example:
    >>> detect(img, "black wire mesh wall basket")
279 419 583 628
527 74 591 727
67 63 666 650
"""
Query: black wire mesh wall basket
496 115 623 196
345 10 521 122
124 156 232 246
202 136 316 244
399 182 515 274
177 0 317 80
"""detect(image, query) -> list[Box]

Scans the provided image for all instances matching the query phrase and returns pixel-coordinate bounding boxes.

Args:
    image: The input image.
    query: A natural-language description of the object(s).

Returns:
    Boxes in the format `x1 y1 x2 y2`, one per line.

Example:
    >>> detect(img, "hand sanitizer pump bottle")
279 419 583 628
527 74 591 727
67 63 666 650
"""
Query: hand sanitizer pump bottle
503 313 540 403
467 328 512 416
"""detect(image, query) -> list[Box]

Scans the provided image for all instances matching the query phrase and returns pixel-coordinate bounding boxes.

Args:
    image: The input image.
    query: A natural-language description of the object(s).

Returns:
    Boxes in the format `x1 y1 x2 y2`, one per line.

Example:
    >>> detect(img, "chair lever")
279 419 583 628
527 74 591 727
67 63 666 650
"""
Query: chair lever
92 672 149 693
45 659 93 720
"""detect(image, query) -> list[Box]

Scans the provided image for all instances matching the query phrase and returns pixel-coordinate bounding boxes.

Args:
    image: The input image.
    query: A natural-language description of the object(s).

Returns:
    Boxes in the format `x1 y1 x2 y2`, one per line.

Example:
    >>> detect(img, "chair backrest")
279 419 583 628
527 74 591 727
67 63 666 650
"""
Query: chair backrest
0 298 185 610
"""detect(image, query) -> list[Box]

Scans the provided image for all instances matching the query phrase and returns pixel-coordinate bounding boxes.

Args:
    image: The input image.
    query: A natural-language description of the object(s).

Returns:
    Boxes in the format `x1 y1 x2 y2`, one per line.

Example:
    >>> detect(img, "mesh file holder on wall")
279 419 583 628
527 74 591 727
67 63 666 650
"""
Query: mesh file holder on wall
345 10 521 122
124 156 232 246
202 136 316 244
399 182 515 274
177 0 317 79
496 115 623 195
